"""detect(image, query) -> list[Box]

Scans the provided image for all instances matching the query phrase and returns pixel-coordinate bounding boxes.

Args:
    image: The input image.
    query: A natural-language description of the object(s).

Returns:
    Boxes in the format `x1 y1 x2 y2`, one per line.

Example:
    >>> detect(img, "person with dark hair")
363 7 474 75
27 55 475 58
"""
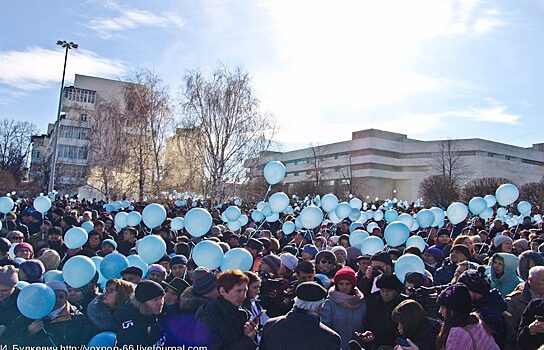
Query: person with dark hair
87 278 135 331
391 299 441 350
195 269 258 350
315 250 340 278
436 284 499 350
84 231 102 252
487 253 523 297
117 227 137 256
434 244 470 286
0 265 21 328
166 255 188 282
0 237 18 267
295 260 316 283
121 266 143 284
46 226 66 257
114 280 166 346
242 271 267 344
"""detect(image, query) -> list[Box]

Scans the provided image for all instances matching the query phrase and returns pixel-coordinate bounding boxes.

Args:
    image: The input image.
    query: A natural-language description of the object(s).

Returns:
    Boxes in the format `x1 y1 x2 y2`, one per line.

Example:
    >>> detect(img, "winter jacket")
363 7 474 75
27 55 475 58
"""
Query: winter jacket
488 253 523 297
446 321 500 350
321 287 366 350
1 302 93 346
195 296 257 350
408 317 441 350
517 297 544 350
517 251 544 281
260 307 341 350
506 281 540 329
87 294 117 331
113 297 166 346
434 258 457 286
474 288 510 349
179 286 209 315
0 289 20 327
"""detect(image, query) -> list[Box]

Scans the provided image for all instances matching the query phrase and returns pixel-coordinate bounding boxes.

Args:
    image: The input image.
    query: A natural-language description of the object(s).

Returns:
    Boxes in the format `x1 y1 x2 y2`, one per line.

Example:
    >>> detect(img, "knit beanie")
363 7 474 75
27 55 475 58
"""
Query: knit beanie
192 267 217 295
146 264 167 279
0 237 11 253
0 265 18 287
37 249 61 271
346 246 361 262
261 254 281 275
404 272 426 288
376 273 403 290
169 255 188 268
302 244 318 259
331 246 347 257
101 239 117 250
493 235 513 248
279 253 299 271
46 280 68 294
424 247 443 262
13 242 34 256
19 259 45 282
458 268 490 296
135 280 165 303
437 283 473 315
315 250 337 264
334 266 357 288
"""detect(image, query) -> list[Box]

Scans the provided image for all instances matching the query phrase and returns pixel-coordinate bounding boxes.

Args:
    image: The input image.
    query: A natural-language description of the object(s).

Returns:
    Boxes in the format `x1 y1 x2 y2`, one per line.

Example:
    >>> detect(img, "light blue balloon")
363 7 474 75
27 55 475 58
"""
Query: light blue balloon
384 221 410 247
228 219 242 231
137 235 167 264
349 208 362 222
295 216 304 230
349 222 363 233
479 207 494 220
495 183 519 206
193 241 224 270
220 248 253 272
263 161 286 185
430 207 445 227
261 203 272 217
43 270 64 283
300 206 324 229
105 204 115 213
269 192 290 213
360 236 384 256
282 221 296 235
265 212 279 223
251 210 265 223
468 197 487 215
127 255 148 276
397 213 414 229
100 253 129 280
349 230 369 249
496 207 508 217
328 210 341 224
0 196 14 214
33 195 51 214
142 203 167 229
394 254 425 283
349 197 363 210
63 256 96 288
484 195 497 207
384 209 399 223
446 202 468 225
373 210 384 222
64 227 88 249
416 209 435 228
88 332 117 349
171 217 185 231
184 208 213 237
335 202 352 220
81 221 94 233
16 281 29 289
17 283 56 319
321 194 339 213
405 236 426 253
225 206 242 221
366 222 378 233
126 211 142 227
239 215 249 226
115 212 128 229
121 200 130 208
517 201 531 215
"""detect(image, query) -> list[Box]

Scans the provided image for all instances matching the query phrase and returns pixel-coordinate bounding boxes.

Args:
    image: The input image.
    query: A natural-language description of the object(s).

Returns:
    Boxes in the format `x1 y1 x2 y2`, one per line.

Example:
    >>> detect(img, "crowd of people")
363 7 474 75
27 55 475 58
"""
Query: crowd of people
0 195 543 350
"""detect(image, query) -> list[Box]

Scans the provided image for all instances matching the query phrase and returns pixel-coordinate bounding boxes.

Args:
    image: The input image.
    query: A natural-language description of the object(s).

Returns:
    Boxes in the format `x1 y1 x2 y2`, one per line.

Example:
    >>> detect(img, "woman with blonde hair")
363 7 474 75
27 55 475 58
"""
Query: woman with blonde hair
87 278 134 331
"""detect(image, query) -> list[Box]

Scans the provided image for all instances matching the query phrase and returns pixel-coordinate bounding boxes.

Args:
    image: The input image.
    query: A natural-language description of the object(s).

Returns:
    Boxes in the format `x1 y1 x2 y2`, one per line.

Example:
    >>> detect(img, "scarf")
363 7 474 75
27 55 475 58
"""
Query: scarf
329 287 365 310
47 304 67 321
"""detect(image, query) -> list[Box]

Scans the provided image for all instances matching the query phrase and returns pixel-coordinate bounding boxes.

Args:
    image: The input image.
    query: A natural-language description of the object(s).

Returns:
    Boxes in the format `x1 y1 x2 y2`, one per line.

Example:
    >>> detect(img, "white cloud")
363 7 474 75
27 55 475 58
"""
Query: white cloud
0 47 127 91
88 8 184 38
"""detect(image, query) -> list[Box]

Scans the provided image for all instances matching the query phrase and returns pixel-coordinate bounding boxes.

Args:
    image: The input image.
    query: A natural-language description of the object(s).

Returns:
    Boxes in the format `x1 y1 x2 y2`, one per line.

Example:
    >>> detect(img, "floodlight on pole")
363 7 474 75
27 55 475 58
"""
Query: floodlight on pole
48 40 78 193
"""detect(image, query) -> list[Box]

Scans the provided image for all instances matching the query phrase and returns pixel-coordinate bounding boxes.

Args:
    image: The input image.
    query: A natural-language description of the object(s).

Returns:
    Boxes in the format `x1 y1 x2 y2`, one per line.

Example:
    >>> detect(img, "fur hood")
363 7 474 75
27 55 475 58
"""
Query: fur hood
179 286 209 314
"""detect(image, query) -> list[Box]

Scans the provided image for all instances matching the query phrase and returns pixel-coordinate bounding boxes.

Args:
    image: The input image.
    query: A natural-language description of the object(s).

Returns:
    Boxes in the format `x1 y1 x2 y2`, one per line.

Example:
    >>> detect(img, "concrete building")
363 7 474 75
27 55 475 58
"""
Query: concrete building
248 129 544 201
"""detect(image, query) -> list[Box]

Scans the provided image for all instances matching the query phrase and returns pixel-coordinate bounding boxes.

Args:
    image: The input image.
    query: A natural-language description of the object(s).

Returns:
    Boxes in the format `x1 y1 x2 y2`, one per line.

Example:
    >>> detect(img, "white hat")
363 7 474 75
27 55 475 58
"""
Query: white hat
279 253 298 271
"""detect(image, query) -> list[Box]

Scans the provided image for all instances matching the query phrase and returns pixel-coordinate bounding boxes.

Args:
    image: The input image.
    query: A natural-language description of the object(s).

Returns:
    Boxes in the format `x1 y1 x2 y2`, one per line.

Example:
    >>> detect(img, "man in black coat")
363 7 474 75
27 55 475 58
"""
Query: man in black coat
518 297 544 350
260 281 341 350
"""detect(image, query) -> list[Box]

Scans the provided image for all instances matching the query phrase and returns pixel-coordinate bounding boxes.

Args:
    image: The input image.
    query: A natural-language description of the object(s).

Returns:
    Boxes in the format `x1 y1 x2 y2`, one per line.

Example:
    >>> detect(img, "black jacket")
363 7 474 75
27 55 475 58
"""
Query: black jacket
517 298 544 350
260 307 341 350
0 289 20 327
114 298 166 346
195 296 257 350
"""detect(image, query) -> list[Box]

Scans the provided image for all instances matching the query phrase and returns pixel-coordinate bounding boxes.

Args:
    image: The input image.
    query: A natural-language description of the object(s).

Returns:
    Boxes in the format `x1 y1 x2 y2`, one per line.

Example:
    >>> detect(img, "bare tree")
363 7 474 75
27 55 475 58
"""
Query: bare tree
0 119 37 190
462 177 513 202
124 70 174 201
520 176 544 212
419 174 461 207
431 138 469 183
180 65 277 201
306 143 330 193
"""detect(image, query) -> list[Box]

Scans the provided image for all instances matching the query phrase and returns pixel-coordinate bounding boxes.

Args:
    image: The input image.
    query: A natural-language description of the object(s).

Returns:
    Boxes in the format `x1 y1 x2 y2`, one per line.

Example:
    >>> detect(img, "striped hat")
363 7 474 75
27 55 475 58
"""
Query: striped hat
192 267 217 295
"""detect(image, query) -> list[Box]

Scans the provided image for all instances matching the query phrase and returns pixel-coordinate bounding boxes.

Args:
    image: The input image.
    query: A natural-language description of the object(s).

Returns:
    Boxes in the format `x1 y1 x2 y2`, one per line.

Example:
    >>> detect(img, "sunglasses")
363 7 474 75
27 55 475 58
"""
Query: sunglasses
320 260 334 264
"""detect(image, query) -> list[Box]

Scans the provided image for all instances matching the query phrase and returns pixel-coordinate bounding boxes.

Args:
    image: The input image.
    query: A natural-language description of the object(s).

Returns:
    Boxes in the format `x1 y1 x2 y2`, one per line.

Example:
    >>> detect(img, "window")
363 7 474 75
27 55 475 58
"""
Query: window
60 126 90 140
57 145 88 160
80 114 87 122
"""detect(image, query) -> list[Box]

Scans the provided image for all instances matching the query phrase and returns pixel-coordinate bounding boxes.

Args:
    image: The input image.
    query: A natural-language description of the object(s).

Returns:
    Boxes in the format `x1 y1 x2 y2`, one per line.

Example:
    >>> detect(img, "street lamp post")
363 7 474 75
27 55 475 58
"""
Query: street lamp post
48 40 78 193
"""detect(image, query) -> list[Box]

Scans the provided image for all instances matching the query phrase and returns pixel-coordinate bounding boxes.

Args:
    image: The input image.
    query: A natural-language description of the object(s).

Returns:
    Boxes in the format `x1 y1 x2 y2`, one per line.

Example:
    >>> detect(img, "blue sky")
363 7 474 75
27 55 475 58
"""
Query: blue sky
1 0 543 151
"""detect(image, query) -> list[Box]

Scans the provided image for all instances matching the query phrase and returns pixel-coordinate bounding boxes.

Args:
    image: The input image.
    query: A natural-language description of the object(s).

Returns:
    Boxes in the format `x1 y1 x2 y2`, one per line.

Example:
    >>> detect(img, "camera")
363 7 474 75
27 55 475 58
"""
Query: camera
259 271 284 294
371 266 384 278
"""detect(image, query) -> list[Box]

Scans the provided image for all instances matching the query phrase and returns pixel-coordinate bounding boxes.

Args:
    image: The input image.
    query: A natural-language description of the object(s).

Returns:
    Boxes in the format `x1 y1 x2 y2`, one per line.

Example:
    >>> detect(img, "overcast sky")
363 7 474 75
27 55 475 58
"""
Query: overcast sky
1 0 543 151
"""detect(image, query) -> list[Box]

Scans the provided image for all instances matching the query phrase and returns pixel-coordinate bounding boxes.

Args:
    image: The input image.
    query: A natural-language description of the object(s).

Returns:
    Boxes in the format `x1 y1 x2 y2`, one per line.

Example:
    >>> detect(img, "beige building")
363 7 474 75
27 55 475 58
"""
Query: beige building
249 129 544 201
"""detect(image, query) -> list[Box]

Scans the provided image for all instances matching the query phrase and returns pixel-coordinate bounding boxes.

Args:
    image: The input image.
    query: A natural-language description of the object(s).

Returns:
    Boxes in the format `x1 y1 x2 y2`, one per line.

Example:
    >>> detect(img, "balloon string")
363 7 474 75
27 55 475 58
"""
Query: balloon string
264 185 271 201
183 240 196 279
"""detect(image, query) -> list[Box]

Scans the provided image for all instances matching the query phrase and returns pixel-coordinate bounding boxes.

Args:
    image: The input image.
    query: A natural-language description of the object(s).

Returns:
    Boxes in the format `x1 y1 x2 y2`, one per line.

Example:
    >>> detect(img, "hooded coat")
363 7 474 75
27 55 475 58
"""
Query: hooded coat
321 287 366 350
487 253 523 297
86 294 117 331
